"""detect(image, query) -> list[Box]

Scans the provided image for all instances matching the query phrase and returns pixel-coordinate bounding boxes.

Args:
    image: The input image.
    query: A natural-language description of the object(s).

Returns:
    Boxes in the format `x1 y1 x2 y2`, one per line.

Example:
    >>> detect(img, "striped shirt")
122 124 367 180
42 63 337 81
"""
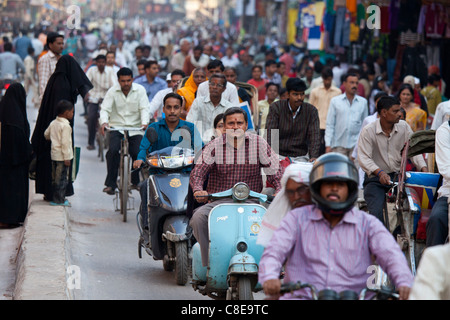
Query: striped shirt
38 50 59 103
258 205 414 300
264 100 321 159
190 132 283 194
86 66 115 103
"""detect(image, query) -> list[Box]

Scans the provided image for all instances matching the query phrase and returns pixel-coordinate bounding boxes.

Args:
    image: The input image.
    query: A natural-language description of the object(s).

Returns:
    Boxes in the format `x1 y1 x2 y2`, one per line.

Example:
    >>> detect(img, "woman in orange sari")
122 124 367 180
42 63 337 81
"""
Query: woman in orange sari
177 67 206 119
397 83 427 132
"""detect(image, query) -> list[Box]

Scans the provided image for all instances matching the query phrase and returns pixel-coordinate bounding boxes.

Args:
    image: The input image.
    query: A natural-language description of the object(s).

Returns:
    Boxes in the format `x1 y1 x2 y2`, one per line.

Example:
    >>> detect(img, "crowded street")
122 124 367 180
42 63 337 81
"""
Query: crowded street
1 0 450 304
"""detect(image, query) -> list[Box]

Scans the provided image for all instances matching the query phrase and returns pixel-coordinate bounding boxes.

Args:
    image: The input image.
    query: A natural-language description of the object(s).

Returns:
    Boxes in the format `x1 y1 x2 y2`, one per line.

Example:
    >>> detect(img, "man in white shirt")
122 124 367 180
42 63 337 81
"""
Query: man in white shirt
148 69 185 120
187 73 234 143
221 47 240 68
100 68 150 195
85 54 115 150
195 59 240 106
431 101 450 130
426 120 450 247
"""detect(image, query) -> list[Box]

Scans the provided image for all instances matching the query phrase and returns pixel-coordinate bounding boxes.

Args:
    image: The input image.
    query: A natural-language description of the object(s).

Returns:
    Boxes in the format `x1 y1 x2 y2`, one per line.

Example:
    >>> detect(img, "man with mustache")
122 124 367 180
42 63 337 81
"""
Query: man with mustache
259 153 414 300
190 107 283 268
358 96 427 225
325 73 368 158
257 163 313 247
265 77 321 162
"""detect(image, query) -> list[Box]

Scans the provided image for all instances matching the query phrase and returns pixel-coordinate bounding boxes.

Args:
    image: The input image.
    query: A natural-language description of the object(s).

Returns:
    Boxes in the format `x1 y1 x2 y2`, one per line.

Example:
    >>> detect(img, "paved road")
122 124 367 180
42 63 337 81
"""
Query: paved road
65 98 212 300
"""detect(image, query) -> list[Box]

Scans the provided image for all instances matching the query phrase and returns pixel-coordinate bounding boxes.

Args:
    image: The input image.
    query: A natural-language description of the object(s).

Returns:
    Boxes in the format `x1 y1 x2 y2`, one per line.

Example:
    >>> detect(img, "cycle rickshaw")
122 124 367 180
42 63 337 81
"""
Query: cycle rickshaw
387 129 441 276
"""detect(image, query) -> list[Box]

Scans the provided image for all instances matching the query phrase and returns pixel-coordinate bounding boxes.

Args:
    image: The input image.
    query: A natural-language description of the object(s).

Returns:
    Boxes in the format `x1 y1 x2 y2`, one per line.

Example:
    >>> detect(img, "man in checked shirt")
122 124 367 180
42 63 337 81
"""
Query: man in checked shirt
259 153 413 300
190 107 283 267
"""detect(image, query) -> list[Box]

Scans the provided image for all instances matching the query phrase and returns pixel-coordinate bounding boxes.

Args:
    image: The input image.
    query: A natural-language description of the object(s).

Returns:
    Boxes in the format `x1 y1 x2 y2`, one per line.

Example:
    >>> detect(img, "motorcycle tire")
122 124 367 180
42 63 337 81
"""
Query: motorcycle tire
175 241 189 286
238 276 253 300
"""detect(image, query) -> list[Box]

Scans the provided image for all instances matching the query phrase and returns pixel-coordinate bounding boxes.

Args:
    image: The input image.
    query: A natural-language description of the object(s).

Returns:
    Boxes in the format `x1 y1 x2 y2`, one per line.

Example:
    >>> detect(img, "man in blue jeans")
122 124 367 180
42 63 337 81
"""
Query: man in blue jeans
426 120 450 247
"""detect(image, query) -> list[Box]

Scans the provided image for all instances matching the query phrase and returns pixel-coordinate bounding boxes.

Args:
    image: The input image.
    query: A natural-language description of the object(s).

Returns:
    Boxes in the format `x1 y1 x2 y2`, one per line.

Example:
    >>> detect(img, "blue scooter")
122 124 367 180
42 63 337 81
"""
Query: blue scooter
191 182 273 300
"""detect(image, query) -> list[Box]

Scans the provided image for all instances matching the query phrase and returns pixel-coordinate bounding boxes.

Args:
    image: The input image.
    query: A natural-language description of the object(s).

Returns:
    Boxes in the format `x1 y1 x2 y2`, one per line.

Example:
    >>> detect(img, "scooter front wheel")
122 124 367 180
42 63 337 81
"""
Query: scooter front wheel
238 276 253 300
175 241 189 286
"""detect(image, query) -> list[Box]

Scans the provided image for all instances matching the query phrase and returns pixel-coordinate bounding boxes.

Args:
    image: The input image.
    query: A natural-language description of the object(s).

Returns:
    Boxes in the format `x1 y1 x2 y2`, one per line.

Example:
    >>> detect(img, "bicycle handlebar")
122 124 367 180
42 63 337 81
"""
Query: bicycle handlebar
106 126 144 132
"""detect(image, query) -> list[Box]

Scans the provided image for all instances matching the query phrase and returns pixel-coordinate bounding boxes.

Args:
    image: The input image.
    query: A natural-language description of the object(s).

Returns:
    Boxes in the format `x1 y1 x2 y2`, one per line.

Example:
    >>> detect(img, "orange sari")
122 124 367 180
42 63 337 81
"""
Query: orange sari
177 73 204 120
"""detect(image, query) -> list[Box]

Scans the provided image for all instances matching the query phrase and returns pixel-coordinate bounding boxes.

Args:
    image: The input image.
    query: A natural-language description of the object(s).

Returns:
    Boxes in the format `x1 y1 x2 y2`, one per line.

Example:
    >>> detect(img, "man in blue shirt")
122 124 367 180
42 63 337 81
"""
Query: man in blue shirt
132 92 203 230
325 72 368 158
133 60 167 102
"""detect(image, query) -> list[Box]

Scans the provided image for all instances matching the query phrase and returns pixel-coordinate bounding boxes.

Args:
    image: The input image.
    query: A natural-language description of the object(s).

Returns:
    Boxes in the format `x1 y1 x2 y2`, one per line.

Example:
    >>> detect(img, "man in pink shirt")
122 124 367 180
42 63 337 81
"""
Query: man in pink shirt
259 153 413 300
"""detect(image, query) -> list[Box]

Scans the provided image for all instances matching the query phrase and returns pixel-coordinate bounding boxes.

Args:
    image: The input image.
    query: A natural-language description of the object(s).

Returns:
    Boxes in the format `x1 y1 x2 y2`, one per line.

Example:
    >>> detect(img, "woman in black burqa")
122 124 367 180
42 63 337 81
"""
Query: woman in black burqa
31 55 93 201
0 83 32 227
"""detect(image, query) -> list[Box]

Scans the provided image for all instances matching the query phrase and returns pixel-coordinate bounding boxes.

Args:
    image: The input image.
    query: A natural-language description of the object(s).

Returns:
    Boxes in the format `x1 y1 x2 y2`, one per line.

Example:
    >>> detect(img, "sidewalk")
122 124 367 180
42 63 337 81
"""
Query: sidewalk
12 180 70 300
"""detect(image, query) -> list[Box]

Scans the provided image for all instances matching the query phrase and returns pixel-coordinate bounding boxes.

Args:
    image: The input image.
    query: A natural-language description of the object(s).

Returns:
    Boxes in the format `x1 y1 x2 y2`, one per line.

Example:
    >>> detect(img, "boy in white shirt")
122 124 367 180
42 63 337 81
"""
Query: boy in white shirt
44 100 74 206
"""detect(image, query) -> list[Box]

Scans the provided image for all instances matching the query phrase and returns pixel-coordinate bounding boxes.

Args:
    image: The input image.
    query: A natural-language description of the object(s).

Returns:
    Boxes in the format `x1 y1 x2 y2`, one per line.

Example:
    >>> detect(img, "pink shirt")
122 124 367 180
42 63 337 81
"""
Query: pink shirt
258 205 414 299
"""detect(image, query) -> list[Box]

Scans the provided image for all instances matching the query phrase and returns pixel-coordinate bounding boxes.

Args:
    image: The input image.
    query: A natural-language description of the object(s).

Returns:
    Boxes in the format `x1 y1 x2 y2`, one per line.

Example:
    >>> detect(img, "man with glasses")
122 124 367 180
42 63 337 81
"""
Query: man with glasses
186 73 234 143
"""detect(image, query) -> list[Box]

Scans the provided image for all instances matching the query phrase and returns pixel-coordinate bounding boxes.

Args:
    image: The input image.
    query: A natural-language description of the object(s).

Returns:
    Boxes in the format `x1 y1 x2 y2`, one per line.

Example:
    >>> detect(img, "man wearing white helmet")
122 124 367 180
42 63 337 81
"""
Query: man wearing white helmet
257 163 313 247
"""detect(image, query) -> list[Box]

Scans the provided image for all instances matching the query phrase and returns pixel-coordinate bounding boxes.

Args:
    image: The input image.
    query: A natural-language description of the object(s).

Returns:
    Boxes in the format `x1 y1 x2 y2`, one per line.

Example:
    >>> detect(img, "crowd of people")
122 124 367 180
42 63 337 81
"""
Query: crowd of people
0 19 449 300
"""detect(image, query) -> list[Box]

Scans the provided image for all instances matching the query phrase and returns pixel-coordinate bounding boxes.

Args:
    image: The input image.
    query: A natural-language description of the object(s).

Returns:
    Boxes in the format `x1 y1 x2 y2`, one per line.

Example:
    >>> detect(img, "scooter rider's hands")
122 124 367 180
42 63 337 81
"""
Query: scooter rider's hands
263 279 281 299
398 286 411 300
133 160 143 169
194 190 209 203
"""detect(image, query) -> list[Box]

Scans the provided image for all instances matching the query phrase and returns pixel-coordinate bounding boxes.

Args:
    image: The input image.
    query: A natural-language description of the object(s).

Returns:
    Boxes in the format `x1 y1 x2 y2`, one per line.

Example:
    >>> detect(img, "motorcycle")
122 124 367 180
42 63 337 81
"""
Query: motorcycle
137 127 194 285
0 74 16 101
191 183 273 300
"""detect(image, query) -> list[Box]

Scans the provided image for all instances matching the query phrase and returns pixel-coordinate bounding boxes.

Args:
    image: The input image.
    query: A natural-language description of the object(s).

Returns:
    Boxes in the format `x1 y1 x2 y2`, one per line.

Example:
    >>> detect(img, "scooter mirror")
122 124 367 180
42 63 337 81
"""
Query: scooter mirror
146 127 158 144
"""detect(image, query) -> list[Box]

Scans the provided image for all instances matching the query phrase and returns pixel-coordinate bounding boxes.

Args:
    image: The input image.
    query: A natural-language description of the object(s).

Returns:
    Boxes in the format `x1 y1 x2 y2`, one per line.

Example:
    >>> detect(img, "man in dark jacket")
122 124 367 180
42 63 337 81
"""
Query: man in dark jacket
264 77 320 162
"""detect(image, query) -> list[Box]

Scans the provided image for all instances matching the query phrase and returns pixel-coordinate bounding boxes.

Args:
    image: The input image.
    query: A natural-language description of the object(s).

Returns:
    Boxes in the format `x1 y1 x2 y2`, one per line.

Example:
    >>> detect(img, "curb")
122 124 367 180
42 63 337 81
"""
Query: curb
13 181 70 300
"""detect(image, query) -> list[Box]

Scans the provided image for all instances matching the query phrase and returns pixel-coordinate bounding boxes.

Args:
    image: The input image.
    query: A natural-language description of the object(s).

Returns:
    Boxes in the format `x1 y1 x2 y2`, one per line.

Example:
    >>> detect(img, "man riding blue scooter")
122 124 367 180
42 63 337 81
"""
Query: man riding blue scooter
190 107 283 270
133 92 203 236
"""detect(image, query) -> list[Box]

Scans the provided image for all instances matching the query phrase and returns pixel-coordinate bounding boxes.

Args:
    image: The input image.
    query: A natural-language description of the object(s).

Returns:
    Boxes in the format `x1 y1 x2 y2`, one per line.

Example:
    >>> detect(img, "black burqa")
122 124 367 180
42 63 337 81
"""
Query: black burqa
0 83 32 224
31 55 93 201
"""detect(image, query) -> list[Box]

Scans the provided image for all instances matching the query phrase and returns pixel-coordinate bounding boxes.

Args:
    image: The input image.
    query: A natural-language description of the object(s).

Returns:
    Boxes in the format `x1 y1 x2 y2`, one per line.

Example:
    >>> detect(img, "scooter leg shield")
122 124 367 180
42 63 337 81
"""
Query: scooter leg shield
192 242 207 282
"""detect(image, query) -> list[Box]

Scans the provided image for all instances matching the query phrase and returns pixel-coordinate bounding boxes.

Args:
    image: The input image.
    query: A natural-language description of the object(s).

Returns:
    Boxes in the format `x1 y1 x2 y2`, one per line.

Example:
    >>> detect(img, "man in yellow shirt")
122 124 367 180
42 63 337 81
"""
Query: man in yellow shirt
309 68 341 156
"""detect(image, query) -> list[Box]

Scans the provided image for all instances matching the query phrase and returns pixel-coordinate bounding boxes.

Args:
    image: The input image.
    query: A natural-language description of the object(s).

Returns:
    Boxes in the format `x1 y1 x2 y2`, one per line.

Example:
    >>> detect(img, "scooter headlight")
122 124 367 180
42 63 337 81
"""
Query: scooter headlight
236 241 248 253
232 182 250 201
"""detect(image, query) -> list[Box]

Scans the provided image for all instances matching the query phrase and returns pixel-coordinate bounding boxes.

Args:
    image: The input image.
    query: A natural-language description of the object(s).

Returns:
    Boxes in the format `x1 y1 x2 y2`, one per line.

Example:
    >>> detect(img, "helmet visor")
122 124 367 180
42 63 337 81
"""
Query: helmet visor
309 160 359 186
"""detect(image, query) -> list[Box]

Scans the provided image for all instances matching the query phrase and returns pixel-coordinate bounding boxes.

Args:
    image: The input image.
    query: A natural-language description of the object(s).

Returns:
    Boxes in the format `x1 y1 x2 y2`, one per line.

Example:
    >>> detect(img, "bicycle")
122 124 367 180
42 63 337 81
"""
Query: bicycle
106 126 143 222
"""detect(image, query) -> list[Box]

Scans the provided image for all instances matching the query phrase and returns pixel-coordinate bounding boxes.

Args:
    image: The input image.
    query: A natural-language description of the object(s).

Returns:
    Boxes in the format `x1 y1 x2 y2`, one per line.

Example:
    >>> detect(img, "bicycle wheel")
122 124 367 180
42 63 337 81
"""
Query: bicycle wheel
121 155 130 222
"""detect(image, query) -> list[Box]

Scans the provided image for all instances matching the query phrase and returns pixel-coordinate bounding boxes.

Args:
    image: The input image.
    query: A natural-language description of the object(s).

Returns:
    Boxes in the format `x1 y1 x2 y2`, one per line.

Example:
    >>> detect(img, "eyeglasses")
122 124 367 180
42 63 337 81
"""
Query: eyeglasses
285 185 309 197
209 82 224 88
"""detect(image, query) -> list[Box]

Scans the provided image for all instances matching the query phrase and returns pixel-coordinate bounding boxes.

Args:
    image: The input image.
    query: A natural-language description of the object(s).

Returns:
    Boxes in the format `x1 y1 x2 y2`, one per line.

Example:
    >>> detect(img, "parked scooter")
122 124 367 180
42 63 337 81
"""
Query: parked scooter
191 182 273 300
137 127 194 285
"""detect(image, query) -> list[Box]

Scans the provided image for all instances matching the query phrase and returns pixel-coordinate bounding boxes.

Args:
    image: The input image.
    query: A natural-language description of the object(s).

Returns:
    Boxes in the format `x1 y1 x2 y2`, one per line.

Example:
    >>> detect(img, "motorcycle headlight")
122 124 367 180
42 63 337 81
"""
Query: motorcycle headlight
160 155 184 168
147 156 159 167
232 182 250 201
184 155 195 166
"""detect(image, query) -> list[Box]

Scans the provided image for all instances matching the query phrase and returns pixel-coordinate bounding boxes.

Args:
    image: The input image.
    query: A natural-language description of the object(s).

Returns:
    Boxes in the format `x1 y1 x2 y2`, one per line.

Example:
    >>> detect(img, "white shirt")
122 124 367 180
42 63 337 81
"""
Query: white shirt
86 66 115 103
435 121 450 199
431 101 450 130
221 55 240 68
44 116 73 161
196 81 240 106
325 93 368 149
409 243 450 300
186 95 234 143
148 88 173 120
99 83 150 137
